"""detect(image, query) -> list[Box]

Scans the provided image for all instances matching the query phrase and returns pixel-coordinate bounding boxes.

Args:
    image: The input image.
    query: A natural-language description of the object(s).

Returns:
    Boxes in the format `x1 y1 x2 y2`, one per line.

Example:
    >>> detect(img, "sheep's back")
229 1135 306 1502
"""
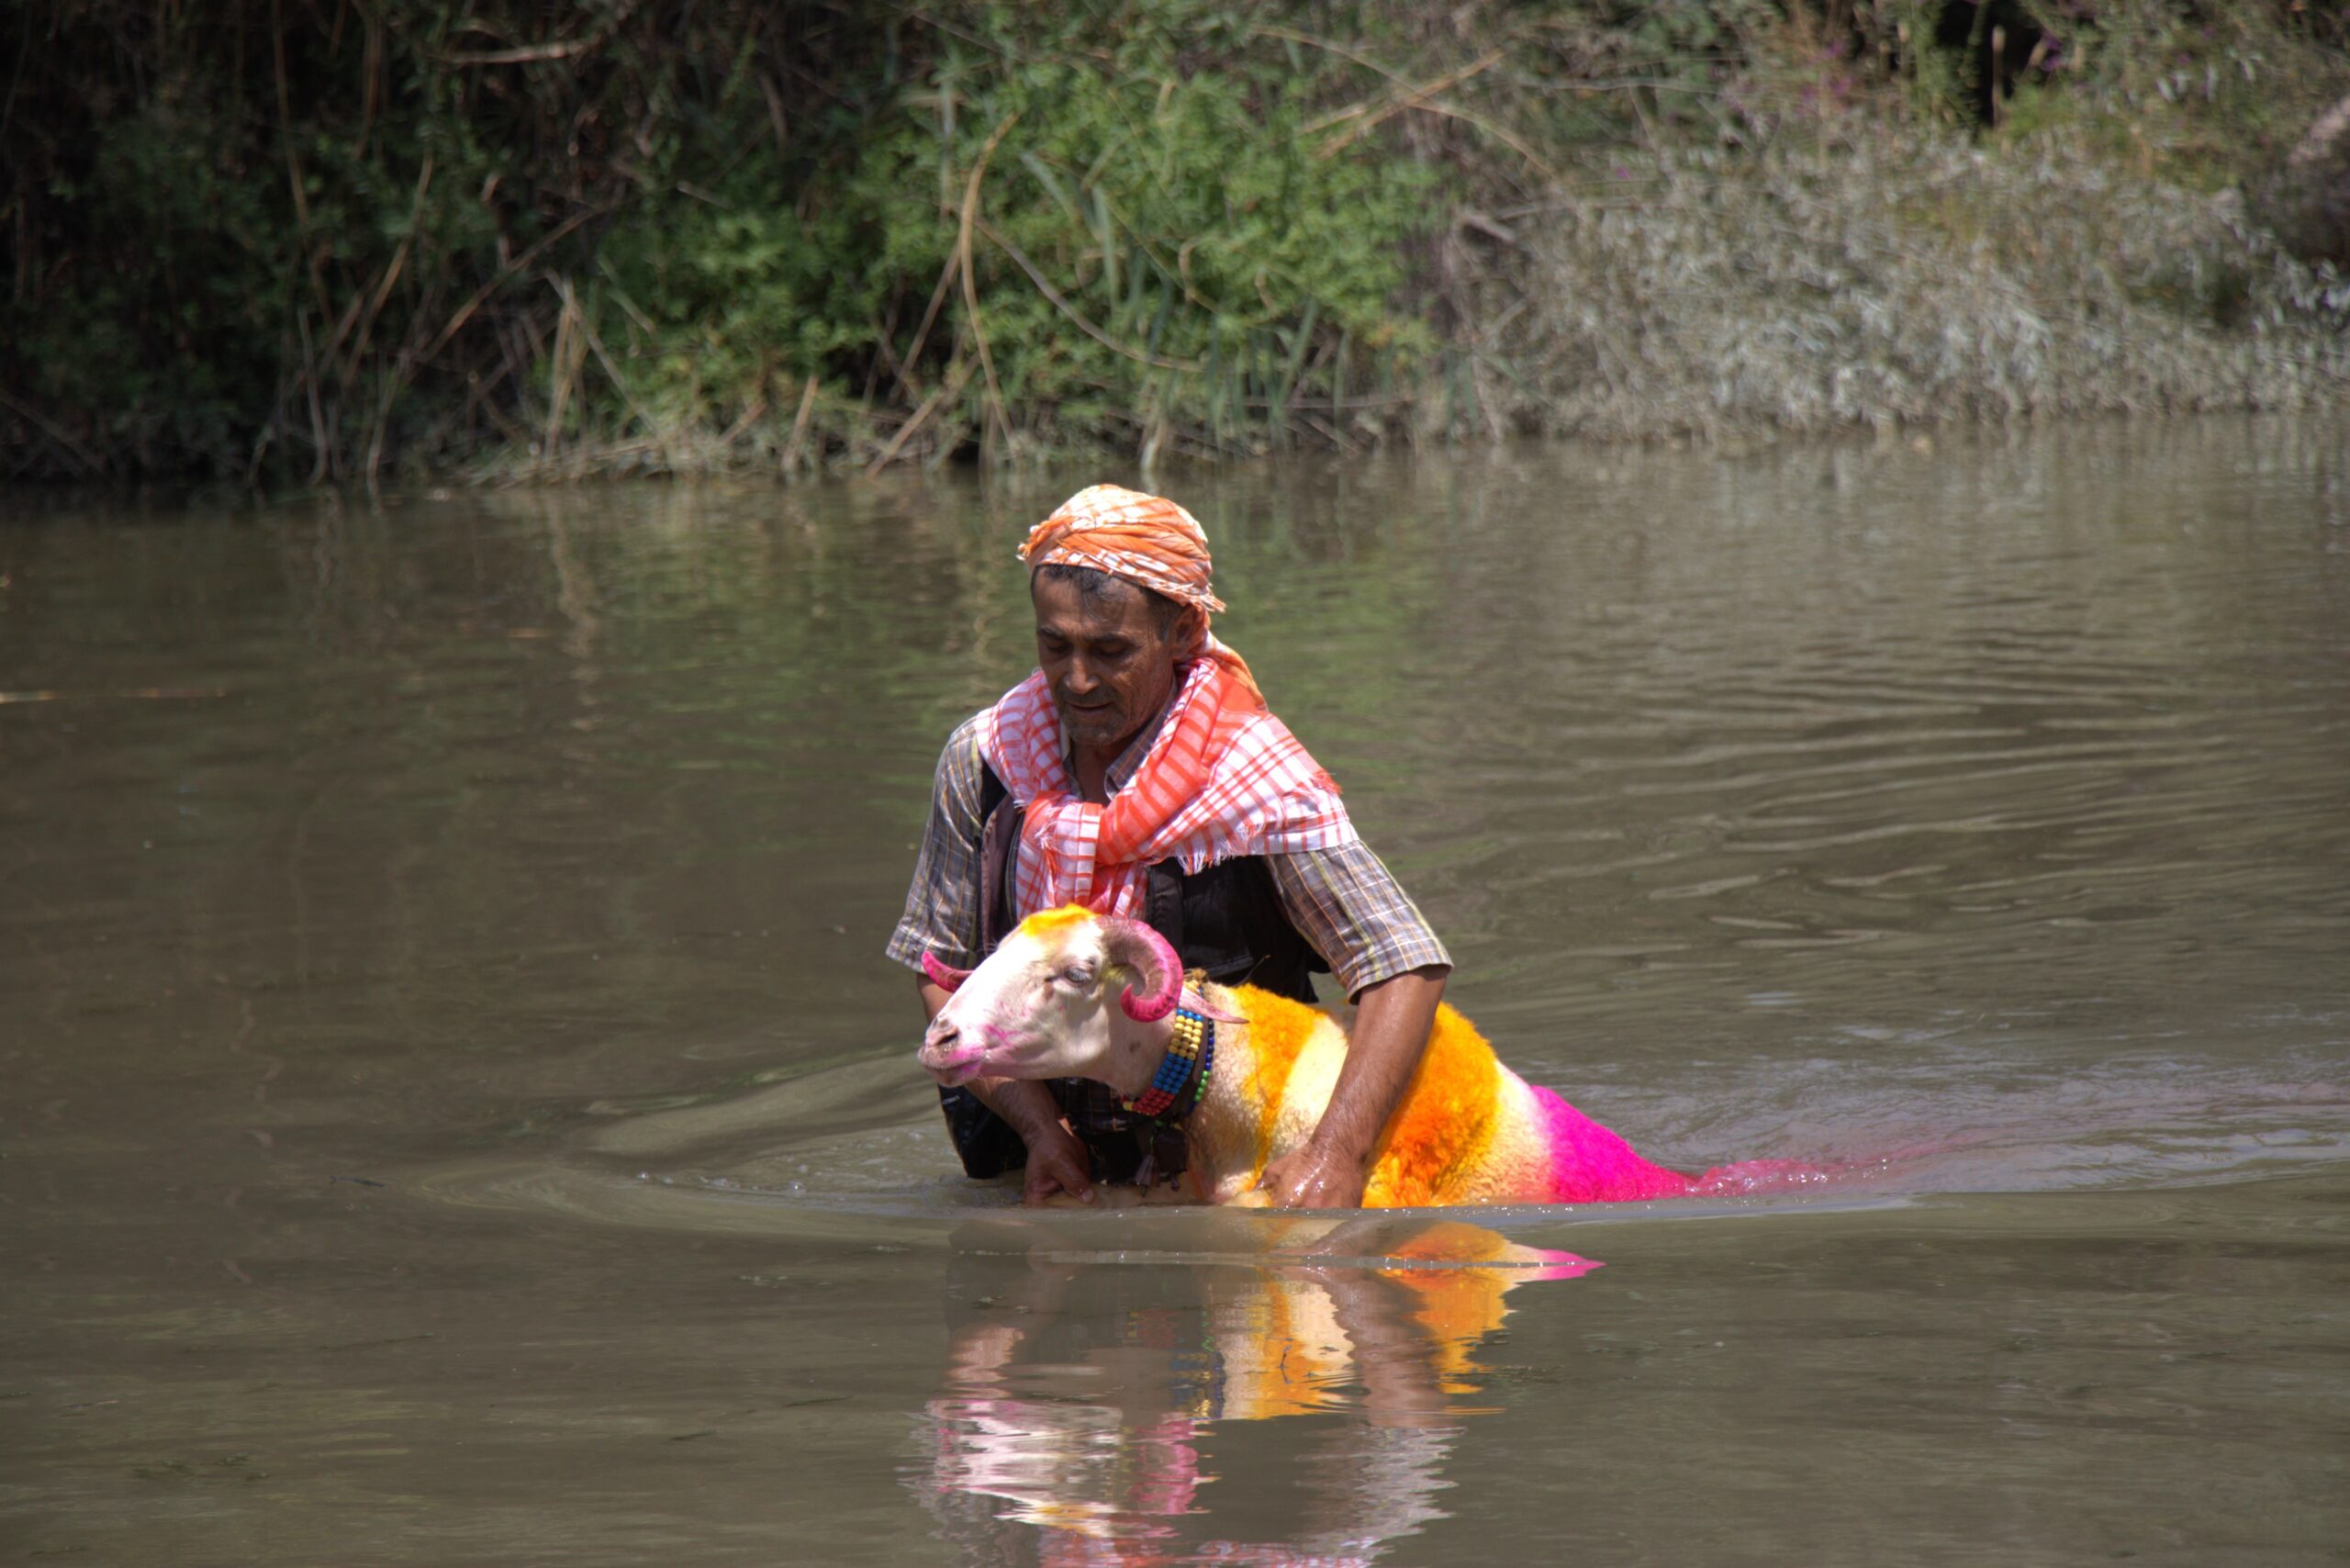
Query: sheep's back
1362 1002 1513 1207
1220 987 1698 1207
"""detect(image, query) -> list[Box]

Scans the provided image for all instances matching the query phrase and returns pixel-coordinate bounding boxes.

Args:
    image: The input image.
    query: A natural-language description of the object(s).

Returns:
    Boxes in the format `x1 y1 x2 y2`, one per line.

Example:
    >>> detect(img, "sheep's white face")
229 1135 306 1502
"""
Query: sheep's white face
919 918 1123 1088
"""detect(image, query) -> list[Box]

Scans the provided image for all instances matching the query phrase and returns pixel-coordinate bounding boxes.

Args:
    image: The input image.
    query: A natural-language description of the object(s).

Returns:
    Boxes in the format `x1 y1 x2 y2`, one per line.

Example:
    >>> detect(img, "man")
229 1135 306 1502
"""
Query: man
887 485 1450 1208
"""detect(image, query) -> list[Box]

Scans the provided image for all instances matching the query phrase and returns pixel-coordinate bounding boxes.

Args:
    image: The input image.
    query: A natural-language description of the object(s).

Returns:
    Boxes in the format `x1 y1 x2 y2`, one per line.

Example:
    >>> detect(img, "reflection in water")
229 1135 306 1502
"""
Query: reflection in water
919 1217 1595 1565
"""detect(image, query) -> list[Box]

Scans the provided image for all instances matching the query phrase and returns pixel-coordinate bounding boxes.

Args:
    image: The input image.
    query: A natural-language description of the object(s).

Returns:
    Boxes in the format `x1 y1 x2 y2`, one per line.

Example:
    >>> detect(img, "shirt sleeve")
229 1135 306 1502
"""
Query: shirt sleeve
1267 839 1452 1000
884 713 991 973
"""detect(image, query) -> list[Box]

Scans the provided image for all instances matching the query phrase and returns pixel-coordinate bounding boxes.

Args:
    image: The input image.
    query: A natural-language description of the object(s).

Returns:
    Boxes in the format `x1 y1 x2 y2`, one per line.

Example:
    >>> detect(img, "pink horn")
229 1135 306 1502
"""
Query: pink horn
1102 916 1184 1023
921 950 975 992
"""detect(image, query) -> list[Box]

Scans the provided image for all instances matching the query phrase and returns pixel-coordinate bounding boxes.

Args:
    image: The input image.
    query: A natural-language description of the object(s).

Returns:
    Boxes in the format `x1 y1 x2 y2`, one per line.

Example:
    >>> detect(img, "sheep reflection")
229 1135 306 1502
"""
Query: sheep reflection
920 1215 1595 1564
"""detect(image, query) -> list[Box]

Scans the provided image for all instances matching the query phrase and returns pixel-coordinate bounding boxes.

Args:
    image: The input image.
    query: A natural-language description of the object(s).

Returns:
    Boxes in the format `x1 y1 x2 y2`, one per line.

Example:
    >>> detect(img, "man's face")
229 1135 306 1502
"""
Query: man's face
1031 572 1181 757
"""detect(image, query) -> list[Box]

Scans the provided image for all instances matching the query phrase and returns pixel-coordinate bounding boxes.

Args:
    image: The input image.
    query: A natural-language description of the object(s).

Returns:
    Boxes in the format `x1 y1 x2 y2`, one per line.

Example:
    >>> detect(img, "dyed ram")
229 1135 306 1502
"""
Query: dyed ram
918 905 1807 1207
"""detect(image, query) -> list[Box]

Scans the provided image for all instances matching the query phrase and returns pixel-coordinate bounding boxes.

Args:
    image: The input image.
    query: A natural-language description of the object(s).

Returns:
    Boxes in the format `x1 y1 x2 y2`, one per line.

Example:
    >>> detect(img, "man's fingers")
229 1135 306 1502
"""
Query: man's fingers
1050 1148 1096 1204
1024 1151 1095 1207
1256 1148 1364 1210
1041 1173 1096 1204
1025 1184 1095 1206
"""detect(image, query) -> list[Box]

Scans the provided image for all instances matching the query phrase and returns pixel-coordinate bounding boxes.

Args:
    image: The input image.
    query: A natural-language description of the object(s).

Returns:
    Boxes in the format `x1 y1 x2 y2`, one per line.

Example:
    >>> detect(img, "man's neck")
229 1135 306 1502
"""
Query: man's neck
1066 691 1179 805
1072 744 1119 804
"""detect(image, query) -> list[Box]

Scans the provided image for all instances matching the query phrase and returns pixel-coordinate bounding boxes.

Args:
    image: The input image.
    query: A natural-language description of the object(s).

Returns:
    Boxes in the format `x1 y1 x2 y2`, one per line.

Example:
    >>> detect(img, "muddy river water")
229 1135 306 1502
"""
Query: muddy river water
5 419 2347 1565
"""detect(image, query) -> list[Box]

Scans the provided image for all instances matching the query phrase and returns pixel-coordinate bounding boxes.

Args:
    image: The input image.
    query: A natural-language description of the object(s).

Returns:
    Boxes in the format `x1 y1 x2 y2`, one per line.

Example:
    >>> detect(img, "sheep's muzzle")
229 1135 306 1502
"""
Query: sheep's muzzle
919 1017 990 1085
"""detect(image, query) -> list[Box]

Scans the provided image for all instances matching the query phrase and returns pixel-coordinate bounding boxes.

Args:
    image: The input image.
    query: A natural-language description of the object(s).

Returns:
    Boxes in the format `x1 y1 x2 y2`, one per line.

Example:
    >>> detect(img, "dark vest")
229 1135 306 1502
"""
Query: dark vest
934 762 1326 1182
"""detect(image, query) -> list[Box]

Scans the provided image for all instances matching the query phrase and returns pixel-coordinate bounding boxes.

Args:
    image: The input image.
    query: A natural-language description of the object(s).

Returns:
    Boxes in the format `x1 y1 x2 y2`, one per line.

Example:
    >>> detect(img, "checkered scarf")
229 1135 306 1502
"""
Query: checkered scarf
979 652 1356 918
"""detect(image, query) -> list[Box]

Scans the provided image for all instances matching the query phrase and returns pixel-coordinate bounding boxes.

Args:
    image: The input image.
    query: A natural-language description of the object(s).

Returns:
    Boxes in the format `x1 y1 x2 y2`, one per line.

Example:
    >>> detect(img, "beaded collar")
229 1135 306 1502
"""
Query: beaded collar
1121 1004 1215 1122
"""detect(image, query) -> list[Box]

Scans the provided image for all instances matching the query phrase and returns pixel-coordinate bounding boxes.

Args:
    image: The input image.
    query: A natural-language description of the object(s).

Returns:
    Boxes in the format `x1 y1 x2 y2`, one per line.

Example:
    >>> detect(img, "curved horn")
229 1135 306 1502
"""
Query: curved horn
921 950 975 992
1101 916 1184 1023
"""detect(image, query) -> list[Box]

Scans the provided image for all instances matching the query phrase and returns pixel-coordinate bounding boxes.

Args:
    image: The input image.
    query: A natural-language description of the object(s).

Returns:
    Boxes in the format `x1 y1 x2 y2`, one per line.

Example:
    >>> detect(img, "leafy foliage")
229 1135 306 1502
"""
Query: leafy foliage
596 6 1439 466
2 2 2344 481
3 1 1466 480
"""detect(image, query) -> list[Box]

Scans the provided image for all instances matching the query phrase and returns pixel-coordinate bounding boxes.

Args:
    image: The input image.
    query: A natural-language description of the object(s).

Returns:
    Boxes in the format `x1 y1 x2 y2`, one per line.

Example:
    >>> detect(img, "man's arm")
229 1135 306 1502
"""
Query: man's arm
1259 841 1455 1208
891 717 1094 1204
1254 965 1446 1207
885 716 992 974
918 975 1096 1205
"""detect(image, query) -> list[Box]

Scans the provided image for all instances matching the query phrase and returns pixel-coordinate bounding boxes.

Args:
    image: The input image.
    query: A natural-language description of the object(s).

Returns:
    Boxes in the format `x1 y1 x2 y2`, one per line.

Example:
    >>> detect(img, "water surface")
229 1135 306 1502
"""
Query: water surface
5 418 2347 1564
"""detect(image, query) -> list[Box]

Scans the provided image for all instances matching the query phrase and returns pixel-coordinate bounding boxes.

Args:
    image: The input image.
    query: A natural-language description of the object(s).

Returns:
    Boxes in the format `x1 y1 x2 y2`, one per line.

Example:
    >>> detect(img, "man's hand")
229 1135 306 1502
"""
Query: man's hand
1256 1142 1370 1209
1018 1116 1096 1206
1253 966 1449 1210
972 1075 1098 1206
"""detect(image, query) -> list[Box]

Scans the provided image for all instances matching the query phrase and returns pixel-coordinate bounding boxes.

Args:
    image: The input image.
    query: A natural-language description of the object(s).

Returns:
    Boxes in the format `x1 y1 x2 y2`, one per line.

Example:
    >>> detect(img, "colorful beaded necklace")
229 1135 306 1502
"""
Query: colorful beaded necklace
1121 1004 1215 1121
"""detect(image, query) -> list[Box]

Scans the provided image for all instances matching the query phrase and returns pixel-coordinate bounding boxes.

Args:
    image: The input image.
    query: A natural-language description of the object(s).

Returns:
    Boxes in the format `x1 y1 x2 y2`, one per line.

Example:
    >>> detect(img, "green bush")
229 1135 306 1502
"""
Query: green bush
596 7 1439 465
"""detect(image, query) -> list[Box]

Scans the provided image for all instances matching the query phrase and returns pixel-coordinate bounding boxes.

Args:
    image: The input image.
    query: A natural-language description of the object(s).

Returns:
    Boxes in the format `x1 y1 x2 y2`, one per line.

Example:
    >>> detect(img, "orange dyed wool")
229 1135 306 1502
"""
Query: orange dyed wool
1360 1005 1502 1207
1222 986 1326 1169
1015 904 1098 940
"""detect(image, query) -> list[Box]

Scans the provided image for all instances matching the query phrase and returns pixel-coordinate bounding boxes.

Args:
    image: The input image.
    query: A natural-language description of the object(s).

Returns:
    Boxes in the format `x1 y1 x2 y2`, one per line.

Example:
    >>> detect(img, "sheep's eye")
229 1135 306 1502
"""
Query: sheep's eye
1057 964 1096 989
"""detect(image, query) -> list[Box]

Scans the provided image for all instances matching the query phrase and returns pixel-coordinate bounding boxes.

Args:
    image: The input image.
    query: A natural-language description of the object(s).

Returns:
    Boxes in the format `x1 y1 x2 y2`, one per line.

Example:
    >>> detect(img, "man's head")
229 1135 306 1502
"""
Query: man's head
1018 486 1228 755
1030 565 1187 755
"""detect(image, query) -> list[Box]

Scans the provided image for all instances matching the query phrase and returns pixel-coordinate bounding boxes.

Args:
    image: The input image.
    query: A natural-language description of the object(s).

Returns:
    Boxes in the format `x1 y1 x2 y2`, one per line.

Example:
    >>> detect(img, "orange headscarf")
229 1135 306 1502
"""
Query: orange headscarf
1018 484 1259 700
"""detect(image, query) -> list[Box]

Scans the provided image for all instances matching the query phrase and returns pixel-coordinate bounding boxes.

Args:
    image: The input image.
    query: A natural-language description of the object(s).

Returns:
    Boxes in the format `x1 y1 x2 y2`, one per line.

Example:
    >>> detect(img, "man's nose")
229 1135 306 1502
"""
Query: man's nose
1061 658 1098 694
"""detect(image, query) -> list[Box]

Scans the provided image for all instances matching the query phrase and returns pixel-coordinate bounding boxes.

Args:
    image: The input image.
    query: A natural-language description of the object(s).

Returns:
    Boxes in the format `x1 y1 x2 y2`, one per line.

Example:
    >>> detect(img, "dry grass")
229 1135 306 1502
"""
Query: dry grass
1494 125 2350 443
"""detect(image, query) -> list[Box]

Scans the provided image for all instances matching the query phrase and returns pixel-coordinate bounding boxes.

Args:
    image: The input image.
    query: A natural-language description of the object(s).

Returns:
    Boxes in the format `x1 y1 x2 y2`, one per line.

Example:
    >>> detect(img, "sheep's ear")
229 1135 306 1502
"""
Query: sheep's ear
1182 985 1246 1025
1102 959 1169 1008
923 950 975 992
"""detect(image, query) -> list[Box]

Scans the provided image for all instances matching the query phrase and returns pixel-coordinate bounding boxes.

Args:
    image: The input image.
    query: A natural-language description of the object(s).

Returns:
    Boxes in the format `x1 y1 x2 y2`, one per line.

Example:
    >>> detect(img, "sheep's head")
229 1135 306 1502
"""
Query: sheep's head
918 907 1188 1092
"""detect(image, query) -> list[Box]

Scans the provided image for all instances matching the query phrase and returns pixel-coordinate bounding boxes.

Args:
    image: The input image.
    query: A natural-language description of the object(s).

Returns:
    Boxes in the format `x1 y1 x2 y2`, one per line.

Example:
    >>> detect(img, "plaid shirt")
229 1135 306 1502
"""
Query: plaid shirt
887 709 1451 999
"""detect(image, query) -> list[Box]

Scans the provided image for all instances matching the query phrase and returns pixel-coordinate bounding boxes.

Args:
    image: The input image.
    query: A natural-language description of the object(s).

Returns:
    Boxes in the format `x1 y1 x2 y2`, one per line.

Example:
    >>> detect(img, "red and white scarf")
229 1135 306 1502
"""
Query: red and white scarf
979 648 1355 918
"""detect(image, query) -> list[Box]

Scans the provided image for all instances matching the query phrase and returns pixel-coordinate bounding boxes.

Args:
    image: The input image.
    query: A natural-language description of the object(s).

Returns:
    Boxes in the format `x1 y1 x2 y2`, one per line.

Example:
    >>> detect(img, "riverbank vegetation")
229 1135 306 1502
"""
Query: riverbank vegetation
6 2 2347 483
